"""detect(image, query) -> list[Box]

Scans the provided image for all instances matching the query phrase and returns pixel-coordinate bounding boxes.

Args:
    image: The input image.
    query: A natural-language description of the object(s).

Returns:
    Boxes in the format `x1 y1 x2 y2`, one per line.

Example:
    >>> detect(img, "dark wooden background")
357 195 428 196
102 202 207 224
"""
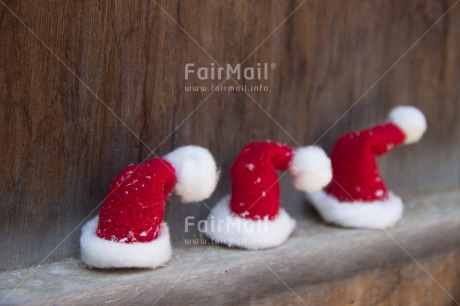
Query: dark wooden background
1 0 459 271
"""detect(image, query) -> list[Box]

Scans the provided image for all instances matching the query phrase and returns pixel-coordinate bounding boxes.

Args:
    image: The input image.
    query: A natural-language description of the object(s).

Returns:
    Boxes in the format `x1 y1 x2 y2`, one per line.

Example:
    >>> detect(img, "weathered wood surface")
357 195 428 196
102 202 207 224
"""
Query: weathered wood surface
1 190 460 305
254 250 460 306
1 0 460 270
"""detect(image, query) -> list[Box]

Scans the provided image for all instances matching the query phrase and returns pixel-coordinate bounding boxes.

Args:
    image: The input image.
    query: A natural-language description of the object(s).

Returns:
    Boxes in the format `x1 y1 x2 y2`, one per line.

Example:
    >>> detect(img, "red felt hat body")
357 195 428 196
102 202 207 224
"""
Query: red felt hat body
325 123 405 202
229 141 293 220
97 158 176 243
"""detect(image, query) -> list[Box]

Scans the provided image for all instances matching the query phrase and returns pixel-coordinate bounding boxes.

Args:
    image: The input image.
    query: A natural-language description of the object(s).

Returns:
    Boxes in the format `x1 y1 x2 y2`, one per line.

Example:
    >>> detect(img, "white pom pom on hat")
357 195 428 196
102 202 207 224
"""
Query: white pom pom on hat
388 106 427 144
289 146 333 193
164 145 219 203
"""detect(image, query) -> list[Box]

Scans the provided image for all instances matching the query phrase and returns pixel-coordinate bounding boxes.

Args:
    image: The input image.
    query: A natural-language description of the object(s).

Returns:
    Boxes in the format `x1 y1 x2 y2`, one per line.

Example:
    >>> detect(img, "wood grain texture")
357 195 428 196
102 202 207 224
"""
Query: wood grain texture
253 250 460 306
4 250 460 306
1 0 460 270
1 190 460 305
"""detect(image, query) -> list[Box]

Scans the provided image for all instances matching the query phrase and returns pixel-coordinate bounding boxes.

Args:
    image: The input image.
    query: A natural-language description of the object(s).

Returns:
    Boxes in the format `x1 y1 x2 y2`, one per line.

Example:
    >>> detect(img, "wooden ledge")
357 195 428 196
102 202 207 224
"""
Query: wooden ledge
1 190 460 305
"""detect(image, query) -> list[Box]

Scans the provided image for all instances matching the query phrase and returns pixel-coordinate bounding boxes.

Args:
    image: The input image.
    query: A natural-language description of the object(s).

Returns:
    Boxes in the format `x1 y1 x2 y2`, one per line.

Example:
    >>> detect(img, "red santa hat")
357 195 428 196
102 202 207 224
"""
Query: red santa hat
205 141 332 249
80 146 219 269
308 106 427 229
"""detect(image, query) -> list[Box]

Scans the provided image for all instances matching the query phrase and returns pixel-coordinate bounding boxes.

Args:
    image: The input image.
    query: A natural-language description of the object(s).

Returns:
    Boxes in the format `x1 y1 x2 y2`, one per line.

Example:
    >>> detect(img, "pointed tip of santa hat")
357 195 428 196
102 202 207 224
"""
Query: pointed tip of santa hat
289 146 332 193
164 145 219 203
388 106 427 144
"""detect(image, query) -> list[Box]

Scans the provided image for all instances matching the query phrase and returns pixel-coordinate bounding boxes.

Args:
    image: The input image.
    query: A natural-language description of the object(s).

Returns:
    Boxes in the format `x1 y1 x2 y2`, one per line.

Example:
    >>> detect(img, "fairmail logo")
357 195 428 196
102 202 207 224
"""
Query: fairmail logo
184 62 276 81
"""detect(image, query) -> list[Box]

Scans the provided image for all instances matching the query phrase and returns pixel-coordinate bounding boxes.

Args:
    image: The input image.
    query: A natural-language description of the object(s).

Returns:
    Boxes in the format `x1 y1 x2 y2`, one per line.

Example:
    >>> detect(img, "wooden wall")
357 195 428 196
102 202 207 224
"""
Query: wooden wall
1 0 459 270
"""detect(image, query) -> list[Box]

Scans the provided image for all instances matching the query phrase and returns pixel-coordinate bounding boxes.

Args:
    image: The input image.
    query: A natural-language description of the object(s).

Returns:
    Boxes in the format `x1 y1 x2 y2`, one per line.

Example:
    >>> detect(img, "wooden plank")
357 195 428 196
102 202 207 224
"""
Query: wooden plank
1 0 460 270
1 190 460 305
253 250 460 306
